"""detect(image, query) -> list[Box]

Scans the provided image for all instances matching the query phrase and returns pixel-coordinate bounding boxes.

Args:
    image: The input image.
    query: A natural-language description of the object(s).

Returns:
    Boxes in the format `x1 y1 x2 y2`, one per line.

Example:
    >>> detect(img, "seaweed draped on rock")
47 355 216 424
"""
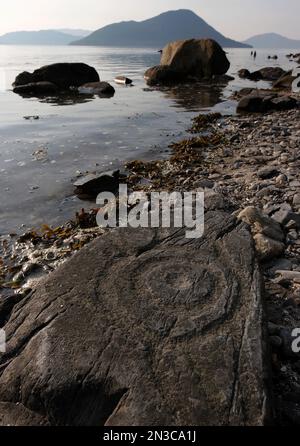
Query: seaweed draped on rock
0 197 270 426
144 39 230 85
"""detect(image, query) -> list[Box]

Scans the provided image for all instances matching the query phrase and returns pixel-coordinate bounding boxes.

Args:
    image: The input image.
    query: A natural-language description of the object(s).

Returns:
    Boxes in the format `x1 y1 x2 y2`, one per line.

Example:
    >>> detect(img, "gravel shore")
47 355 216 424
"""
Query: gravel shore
125 107 300 423
1 104 300 424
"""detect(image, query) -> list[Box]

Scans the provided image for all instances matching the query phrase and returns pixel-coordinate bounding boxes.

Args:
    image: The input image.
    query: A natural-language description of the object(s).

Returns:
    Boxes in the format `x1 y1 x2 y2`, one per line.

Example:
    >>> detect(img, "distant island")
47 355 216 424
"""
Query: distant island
56 29 91 38
0 30 90 45
70 9 251 48
244 32 300 49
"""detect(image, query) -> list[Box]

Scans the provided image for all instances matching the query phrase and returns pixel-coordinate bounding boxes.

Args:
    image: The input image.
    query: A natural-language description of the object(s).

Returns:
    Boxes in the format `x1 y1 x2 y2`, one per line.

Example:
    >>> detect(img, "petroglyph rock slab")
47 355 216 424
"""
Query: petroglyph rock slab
0 209 270 426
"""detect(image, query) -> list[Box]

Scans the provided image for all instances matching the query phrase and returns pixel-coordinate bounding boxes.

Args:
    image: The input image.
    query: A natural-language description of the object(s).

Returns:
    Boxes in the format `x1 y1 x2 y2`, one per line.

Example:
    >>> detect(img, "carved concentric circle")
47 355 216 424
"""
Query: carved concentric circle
110 248 238 334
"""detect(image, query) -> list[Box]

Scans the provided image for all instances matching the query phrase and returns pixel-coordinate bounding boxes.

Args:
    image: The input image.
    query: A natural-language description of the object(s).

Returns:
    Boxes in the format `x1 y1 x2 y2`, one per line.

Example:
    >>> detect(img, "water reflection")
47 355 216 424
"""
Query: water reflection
4 45 287 234
14 90 115 106
13 80 224 110
157 80 229 111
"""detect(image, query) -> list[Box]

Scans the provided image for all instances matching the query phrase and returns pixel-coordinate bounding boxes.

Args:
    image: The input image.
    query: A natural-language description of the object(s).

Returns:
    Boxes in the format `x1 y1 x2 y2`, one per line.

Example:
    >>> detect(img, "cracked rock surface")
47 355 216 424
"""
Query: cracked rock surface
0 205 270 426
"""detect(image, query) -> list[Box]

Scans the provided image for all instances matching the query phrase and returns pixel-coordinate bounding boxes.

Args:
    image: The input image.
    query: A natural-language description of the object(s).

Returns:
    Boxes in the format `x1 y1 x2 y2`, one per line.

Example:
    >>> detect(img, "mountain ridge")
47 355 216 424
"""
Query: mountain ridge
57 29 92 37
0 30 79 45
70 9 250 48
244 32 300 49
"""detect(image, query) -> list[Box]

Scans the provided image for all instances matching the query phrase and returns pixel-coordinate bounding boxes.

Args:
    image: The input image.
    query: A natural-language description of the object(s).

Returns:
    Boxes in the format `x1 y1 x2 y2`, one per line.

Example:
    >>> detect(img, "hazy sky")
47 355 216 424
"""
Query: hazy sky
1 0 299 40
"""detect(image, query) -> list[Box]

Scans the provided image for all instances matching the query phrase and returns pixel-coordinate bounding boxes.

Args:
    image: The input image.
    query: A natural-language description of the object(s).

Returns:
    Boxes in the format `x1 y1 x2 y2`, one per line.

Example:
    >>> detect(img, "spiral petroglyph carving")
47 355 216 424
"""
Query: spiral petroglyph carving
103 251 238 338
0 209 270 426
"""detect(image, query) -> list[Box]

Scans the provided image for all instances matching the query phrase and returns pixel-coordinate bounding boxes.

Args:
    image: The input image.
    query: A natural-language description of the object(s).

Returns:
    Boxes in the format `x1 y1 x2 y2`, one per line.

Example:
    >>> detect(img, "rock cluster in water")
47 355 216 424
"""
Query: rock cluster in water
238 67 286 82
12 63 115 98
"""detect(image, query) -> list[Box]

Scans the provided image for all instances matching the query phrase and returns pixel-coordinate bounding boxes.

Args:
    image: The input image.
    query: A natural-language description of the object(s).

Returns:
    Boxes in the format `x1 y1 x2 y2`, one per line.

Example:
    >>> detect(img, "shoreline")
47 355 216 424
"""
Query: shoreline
1 94 300 423
2 106 300 290
1 45 297 235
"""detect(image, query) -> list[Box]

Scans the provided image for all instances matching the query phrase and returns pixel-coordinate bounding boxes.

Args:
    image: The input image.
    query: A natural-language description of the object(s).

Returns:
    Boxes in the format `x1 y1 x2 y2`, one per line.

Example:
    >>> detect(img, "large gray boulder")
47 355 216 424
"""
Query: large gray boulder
258 67 286 81
145 39 230 85
144 65 185 86
0 206 270 426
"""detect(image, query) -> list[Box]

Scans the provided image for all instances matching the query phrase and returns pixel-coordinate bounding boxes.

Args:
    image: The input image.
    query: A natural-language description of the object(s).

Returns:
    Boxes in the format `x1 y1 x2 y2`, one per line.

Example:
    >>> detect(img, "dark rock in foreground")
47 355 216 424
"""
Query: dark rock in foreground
238 67 286 82
13 63 100 95
145 39 230 86
74 170 121 199
0 203 270 426
0 403 49 426
237 89 298 113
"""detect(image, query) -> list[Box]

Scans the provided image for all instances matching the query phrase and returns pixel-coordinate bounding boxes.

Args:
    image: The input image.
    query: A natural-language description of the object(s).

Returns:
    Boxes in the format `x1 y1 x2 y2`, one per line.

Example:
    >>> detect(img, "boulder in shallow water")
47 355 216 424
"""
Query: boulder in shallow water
256 67 286 81
13 63 100 90
78 82 115 96
161 39 230 77
14 71 34 86
238 67 286 82
145 38 230 85
13 81 58 96
238 69 251 79
144 65 185 86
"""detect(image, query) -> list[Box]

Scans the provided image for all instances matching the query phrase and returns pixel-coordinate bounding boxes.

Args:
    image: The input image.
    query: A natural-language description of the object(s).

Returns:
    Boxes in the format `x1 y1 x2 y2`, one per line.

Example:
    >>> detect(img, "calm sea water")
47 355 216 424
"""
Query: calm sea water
0 45 297 233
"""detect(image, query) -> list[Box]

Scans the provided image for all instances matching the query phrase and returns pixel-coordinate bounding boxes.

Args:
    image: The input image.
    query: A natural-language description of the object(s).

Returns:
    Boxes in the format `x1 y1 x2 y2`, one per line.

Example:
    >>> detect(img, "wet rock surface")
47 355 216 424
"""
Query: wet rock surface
144 65 185 86
77 82 115 96
238 67 287 82
273 72 300 91
145 38 230 85
12 63 100 97
238 207 285 261
74 170 122 199
14 63 100 90
237 90 298 113
13 81 59 96
0 209 270 426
